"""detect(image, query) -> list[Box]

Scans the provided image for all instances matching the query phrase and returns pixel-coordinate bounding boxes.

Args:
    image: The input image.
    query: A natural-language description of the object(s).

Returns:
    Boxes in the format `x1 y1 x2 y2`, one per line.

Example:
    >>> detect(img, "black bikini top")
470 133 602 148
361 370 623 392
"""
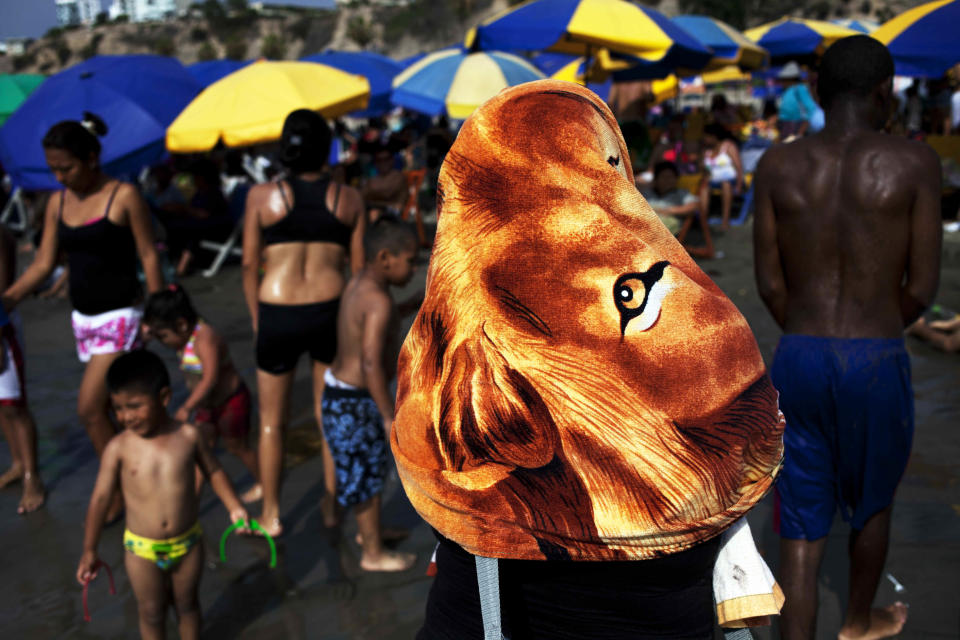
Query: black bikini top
261 176 352 248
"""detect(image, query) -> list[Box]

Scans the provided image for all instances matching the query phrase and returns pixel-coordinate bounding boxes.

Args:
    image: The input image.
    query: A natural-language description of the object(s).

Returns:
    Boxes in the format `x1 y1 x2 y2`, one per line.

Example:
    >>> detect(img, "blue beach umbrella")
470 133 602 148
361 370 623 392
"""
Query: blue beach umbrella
301 50 403 117
873 0 960 78
391 49 544 119
187 59 252 87
0 55 202 190
672 15 768 70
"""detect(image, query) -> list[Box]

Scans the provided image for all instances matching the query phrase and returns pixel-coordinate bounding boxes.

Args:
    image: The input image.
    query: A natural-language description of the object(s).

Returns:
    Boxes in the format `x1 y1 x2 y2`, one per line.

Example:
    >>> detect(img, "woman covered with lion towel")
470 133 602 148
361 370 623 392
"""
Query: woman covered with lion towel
392 80 785 640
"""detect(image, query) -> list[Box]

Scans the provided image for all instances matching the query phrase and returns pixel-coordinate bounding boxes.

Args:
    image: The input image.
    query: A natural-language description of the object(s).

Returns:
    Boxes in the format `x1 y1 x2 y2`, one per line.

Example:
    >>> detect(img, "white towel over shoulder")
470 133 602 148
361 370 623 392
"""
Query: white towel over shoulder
713 517 784 628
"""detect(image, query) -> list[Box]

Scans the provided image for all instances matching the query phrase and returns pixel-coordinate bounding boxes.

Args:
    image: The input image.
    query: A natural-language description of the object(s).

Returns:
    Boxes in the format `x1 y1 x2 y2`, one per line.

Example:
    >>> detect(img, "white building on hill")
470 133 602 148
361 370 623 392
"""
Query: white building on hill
108 0 192 22
55 0 102 26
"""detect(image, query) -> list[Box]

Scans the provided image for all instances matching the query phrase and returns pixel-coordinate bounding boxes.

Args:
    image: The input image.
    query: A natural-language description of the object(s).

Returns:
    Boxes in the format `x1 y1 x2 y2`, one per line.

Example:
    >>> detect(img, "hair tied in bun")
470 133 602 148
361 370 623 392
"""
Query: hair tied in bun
80 111 108 137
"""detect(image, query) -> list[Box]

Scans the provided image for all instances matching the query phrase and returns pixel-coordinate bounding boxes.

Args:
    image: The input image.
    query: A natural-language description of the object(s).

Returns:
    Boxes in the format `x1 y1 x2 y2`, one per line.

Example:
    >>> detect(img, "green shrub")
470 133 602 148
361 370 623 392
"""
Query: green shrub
80 33 104 60
225 35 247 60
290 16 312 40
346 15 374 49
55 42 71 66
261 34 286 59
12 52 36 71
152 36 176 57
197 41 217 61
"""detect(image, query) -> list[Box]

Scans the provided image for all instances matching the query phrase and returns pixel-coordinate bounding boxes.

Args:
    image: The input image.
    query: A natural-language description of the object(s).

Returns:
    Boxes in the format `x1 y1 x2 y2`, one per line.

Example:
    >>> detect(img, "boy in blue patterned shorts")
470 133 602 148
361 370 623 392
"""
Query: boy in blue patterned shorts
322 216 418 572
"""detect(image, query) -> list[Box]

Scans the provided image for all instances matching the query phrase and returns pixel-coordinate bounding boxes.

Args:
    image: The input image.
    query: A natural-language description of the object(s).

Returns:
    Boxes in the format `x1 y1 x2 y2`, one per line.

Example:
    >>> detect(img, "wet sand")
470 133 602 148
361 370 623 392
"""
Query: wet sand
1 223 957 639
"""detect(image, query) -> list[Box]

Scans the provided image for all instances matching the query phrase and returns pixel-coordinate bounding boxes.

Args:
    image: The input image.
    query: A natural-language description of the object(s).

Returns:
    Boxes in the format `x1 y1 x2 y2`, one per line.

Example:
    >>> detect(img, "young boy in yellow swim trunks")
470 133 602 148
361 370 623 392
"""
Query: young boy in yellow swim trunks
76 350 248 639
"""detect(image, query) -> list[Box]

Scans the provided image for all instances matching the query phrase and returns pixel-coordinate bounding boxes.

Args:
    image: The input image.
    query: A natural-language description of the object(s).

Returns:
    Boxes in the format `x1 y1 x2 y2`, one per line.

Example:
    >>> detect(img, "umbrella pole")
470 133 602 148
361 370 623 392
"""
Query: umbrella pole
583 45 592 87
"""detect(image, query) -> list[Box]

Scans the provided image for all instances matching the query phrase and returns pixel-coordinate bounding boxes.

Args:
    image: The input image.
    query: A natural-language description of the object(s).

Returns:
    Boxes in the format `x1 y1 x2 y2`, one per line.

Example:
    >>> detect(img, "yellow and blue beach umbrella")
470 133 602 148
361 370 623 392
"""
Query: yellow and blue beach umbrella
672 15 768 70
873 0 960 78
391 49 544 120
167 60 369 152
745 18 859 60
533 52 612 101
466 0 711 69
830 18 879 34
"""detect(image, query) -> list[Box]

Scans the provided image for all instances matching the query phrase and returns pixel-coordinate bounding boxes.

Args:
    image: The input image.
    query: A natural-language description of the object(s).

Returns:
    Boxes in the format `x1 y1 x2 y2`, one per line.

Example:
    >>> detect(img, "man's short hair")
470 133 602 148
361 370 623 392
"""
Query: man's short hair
363 214 418 261
817 36 894 110
106 350 171 396
653 161 678 179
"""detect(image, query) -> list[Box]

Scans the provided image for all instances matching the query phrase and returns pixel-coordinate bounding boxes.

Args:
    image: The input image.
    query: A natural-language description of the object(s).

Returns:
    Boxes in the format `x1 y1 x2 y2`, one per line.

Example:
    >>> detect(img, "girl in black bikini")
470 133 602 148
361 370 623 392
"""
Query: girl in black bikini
3 113 163 522
242 110 366 536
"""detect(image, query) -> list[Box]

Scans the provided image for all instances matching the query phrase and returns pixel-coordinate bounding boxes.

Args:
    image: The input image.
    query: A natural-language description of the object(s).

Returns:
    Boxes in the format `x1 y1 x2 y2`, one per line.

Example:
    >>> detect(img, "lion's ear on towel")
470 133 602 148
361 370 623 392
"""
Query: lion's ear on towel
434 333 559 471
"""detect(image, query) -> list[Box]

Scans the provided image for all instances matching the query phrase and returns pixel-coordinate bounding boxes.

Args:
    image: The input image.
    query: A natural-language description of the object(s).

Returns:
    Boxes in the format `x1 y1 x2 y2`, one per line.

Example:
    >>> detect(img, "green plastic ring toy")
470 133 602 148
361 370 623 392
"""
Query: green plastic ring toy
219 519 277 568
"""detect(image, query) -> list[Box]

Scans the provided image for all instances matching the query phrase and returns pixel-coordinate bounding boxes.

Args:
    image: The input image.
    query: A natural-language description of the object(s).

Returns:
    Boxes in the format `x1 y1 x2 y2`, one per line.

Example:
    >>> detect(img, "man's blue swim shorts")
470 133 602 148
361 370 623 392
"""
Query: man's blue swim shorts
771 335 914 540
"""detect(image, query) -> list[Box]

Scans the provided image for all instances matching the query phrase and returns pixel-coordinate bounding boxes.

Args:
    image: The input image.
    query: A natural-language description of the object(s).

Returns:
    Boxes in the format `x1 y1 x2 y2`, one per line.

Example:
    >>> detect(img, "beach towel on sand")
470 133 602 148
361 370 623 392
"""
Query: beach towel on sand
391 80 784 568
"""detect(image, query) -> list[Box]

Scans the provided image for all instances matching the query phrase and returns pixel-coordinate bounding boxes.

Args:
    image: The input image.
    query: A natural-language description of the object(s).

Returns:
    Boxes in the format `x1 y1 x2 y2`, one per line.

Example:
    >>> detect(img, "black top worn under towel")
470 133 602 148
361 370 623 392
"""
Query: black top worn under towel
56 184 141 316
262 176 351 247
417 531 721 640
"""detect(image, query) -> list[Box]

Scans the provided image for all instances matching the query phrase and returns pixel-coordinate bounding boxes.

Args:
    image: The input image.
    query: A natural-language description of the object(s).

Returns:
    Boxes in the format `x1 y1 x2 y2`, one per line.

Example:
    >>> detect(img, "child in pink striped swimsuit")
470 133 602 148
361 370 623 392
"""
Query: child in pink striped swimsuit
143 285 261 503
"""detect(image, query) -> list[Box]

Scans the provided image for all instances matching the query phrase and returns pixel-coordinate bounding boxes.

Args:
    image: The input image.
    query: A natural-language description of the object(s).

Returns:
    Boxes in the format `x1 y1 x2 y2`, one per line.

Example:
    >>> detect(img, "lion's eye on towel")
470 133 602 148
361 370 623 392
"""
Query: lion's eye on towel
614 261 669 336
607 155 620 168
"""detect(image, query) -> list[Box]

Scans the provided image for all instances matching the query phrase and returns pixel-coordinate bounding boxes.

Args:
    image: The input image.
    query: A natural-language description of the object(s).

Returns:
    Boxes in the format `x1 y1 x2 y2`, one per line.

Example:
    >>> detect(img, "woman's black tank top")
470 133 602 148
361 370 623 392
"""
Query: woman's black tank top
57 183 141 316
261 176 351 247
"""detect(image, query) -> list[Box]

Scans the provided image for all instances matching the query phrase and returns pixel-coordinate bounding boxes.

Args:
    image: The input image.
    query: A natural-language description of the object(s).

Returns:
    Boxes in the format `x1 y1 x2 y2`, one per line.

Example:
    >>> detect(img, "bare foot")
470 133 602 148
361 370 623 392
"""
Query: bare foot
320 493 339 528
0 463 23 489
255 516 283 538
17 475 45 514
838 603 908 640
240 484 263 504
360 550 416 572
355 528 410 546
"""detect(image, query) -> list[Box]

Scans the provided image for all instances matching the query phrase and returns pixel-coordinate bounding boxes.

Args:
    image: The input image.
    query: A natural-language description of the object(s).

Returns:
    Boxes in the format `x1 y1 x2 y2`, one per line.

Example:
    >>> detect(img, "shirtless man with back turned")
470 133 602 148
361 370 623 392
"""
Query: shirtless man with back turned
753 36 941 640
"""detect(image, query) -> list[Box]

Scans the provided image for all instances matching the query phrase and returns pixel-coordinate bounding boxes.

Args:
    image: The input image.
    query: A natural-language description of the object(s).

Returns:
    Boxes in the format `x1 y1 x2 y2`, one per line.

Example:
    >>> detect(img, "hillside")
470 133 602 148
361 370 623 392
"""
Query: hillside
0 0 931 76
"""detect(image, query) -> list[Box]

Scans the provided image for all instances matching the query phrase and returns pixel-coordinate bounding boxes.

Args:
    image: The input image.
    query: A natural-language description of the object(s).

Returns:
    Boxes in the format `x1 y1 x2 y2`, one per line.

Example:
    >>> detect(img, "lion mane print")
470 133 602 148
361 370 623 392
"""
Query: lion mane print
391 80 784 561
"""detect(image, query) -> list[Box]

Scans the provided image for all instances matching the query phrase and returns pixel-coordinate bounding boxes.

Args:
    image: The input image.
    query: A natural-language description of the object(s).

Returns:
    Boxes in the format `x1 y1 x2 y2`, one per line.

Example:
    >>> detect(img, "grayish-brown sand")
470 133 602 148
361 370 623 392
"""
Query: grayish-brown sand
1 223 957 638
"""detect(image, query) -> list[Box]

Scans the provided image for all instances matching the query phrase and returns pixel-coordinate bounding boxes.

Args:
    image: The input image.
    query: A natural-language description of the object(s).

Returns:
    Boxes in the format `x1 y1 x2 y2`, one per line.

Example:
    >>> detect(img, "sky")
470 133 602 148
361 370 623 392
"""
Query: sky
0 0 336 40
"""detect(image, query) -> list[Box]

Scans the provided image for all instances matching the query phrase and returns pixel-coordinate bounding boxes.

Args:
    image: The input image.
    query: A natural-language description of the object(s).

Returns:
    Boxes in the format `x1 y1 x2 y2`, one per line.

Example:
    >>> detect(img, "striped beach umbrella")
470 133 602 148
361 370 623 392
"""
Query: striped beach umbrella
830 18 879 33
745 17 859 60
672 15 768 70
873 0 960 77
301 50 403 117
391 49 544 119
466 0 711 66
533 53 612 101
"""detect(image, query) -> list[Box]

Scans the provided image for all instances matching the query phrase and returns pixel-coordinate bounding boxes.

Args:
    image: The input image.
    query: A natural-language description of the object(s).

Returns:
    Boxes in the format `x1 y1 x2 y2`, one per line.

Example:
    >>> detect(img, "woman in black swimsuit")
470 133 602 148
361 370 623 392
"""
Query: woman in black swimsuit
242 110 366 536
3 113 163 521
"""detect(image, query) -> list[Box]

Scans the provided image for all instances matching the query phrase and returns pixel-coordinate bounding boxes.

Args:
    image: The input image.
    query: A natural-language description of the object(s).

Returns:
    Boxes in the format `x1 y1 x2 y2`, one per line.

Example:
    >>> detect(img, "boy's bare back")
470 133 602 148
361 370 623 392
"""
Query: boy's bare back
103 421 212 538
754 130 941 338
330 272 398 389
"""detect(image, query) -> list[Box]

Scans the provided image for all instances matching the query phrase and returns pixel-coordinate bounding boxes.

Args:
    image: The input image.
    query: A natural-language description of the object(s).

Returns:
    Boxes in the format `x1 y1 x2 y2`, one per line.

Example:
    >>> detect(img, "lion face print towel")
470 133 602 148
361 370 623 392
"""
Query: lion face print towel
391 80 784 561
